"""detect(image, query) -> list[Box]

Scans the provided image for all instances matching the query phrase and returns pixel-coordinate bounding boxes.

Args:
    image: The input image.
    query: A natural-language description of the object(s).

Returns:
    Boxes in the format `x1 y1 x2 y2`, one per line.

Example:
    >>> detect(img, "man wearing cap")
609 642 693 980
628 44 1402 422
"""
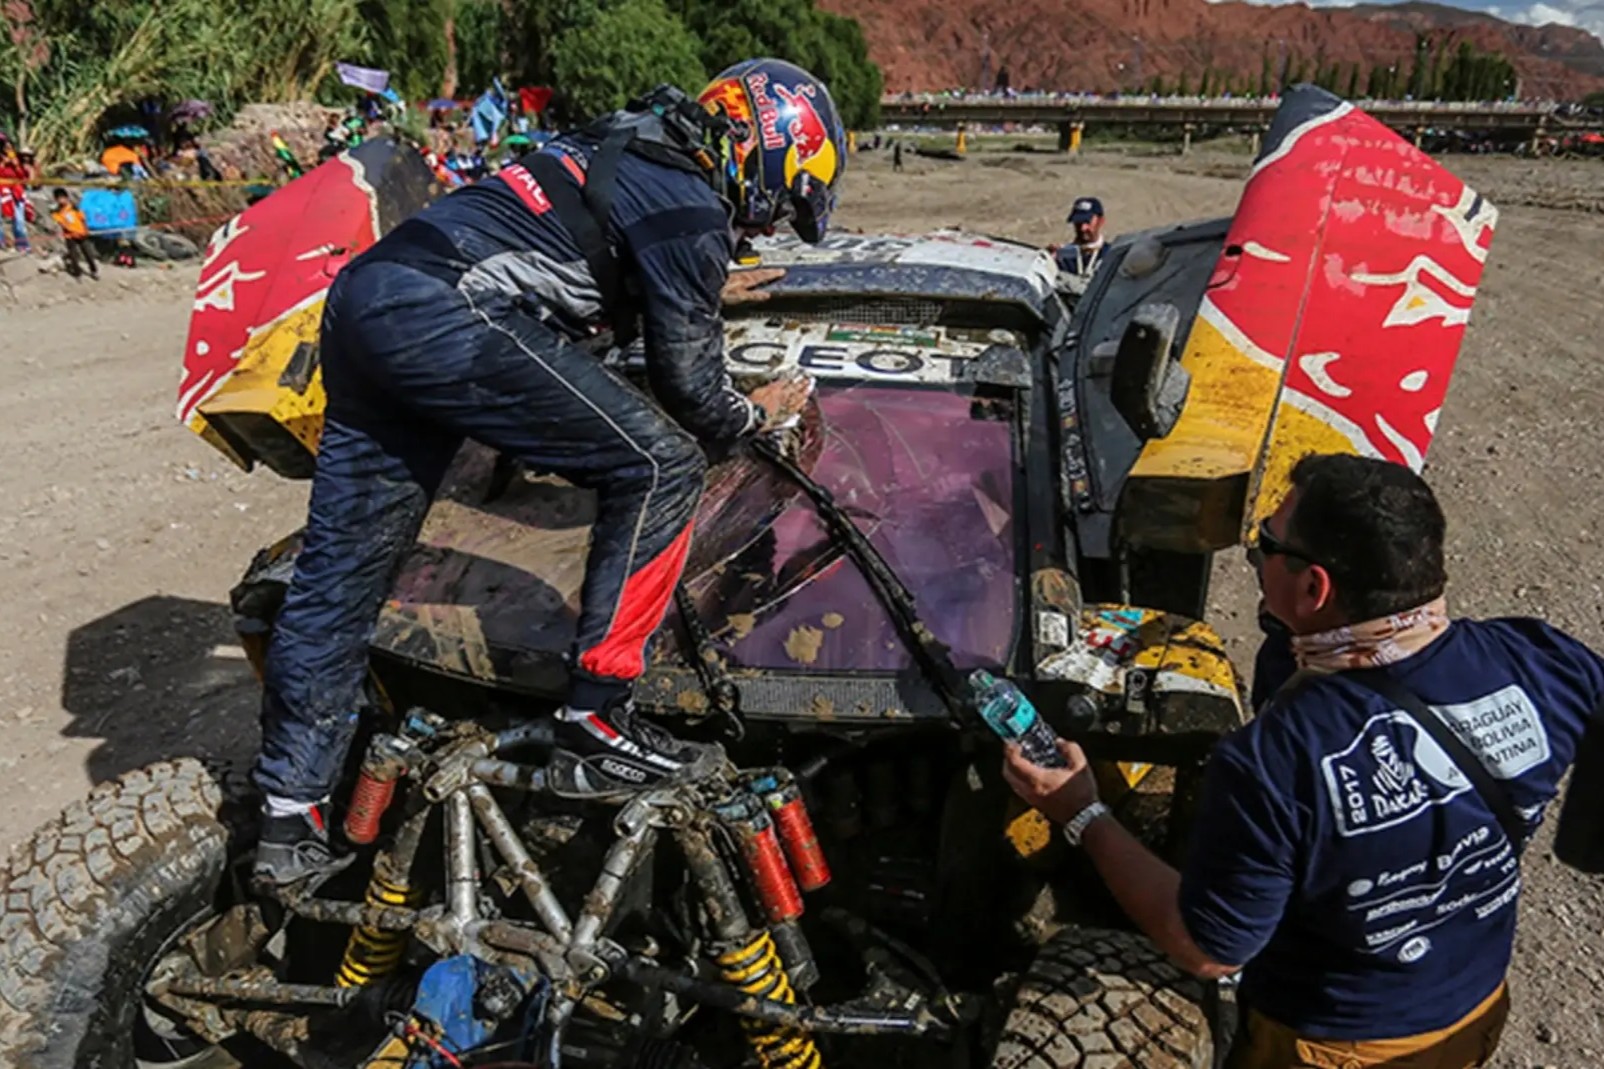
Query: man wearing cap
1055 195 1106 279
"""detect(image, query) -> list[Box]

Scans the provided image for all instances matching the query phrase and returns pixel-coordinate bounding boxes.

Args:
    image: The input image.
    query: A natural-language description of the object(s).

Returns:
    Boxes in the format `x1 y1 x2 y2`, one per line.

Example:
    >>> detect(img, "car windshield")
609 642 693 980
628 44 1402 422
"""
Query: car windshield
684 383 1019 674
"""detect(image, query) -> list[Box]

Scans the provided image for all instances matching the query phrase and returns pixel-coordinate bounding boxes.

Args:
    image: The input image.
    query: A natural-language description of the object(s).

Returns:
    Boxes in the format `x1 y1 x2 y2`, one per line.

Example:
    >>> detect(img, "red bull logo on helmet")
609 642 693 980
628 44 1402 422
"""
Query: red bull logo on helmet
742 72 839 188
773 82 829 161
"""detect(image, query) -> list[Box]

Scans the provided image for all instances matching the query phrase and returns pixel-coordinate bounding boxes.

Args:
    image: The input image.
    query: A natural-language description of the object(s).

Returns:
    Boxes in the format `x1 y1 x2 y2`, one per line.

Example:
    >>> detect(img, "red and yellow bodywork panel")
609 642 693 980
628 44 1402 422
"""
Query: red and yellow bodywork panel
177 140 438 477
1124 89 1497 546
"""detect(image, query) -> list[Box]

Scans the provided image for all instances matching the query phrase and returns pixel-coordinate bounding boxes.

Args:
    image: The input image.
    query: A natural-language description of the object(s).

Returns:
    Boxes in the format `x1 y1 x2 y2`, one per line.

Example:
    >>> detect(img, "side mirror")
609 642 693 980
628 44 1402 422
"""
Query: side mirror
1111 302 1190 441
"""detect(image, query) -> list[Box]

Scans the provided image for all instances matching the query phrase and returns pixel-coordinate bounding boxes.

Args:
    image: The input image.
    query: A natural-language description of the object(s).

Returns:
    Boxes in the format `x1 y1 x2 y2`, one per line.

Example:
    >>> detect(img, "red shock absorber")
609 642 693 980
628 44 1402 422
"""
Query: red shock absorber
763 780 831 893
343 736 409 845
723 797 804 924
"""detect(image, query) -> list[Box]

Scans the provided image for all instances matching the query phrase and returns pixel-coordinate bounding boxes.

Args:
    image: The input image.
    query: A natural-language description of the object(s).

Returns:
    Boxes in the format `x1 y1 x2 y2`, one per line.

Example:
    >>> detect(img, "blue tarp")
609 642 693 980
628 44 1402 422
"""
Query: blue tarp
79 188 138 237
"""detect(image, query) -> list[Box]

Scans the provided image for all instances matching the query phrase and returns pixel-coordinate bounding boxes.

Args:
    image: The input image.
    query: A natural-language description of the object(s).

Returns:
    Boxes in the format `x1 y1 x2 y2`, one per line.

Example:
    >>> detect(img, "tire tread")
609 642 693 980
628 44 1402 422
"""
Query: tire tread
990 927 1212 1069
0 759 249 1069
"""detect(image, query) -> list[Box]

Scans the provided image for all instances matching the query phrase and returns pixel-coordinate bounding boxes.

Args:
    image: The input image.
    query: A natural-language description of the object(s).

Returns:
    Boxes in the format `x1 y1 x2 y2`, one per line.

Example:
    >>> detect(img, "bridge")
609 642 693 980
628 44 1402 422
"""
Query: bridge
879 95 1554 150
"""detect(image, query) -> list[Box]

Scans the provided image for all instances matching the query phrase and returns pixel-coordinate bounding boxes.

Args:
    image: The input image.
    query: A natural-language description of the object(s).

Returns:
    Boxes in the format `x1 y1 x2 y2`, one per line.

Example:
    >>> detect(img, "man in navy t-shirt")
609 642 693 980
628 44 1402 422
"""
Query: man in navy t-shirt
1006 453 1602 1067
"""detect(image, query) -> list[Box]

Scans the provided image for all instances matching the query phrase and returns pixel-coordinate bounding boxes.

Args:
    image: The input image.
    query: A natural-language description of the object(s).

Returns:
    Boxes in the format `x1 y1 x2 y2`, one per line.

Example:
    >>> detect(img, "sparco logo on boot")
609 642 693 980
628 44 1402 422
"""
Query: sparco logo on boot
599 758 648 783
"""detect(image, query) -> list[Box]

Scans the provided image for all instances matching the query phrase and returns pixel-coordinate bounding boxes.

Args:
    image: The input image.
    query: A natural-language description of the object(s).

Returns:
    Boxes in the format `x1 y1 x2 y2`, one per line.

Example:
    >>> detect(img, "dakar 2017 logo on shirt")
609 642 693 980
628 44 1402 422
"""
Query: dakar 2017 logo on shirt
1321 685 1550 838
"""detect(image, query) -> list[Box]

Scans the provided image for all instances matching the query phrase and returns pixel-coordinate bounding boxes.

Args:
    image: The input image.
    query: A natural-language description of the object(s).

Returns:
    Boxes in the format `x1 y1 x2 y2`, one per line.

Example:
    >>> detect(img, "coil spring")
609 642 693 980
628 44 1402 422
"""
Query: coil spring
715 932 822 1069
343 770 398 846
334 874 419 988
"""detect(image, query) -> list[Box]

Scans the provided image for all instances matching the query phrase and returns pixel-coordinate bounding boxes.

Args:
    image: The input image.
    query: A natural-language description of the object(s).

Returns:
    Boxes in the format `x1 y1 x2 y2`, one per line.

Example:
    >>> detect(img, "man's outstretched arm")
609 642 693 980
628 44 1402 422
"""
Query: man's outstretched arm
1005 735 1294 980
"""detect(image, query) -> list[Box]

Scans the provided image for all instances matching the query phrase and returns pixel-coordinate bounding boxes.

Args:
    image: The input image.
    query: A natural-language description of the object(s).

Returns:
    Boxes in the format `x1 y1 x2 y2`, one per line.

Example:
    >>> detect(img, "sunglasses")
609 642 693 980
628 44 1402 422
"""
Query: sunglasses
1248 518 1328 571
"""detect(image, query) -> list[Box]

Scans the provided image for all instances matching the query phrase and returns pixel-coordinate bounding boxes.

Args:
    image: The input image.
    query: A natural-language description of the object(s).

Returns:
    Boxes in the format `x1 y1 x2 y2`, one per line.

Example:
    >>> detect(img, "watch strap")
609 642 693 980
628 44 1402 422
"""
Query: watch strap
1062 800 1111 847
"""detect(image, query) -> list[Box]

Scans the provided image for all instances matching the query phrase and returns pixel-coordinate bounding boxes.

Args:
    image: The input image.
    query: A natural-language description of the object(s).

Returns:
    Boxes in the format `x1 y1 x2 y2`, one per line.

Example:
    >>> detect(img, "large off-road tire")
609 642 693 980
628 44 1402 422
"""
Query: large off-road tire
990 927 1212 1069
0 758 253 1069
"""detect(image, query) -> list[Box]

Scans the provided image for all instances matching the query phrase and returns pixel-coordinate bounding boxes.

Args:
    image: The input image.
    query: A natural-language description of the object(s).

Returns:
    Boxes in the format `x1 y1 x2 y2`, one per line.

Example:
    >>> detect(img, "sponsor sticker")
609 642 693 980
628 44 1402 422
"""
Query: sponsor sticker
825 324 940 348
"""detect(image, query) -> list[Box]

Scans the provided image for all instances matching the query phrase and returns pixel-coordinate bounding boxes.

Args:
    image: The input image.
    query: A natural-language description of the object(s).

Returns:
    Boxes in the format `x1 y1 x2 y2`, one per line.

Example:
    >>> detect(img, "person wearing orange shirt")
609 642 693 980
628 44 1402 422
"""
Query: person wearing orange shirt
100 142 150 179
49 188 98 280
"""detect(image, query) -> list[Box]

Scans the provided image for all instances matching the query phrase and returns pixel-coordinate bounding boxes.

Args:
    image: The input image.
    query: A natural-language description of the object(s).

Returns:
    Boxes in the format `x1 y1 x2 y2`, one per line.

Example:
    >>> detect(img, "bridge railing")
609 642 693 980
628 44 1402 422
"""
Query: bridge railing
881 92 1554 115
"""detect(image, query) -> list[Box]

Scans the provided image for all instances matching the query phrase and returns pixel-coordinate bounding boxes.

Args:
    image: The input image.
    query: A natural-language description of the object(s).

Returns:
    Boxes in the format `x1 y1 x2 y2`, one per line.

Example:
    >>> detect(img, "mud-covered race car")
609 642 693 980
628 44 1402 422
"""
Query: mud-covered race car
0 86 1497 1069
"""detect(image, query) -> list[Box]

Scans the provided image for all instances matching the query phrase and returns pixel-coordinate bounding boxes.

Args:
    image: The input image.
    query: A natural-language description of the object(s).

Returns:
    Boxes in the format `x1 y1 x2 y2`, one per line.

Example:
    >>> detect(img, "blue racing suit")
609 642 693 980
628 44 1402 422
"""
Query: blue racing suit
255 127 760 802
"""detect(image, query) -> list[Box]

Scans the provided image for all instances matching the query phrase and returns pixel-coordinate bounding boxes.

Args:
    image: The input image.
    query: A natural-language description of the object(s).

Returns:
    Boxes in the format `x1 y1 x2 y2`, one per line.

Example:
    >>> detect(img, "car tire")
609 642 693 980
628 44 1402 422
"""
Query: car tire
990 927 1213 1069
0 759 253 1069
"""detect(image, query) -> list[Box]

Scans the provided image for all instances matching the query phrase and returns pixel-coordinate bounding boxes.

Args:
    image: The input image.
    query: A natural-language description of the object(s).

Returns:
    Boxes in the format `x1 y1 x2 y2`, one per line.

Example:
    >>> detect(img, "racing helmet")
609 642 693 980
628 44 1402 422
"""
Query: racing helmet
698 59 846 244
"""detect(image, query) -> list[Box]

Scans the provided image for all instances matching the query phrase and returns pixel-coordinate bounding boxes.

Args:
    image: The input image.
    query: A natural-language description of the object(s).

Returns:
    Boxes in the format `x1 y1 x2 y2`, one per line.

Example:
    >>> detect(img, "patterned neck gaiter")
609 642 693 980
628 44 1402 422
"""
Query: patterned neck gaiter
1291 596 1450 673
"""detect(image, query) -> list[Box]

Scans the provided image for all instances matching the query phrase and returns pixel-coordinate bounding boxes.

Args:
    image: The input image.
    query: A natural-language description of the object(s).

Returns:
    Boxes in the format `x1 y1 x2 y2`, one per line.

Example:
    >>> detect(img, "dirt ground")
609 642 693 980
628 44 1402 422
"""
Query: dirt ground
2 144 1601 1066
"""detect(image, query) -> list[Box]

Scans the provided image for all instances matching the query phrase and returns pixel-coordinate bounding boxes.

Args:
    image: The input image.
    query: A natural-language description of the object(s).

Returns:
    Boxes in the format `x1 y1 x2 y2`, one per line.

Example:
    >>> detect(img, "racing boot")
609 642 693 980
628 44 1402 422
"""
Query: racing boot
551 699 725 798
253 801 355 890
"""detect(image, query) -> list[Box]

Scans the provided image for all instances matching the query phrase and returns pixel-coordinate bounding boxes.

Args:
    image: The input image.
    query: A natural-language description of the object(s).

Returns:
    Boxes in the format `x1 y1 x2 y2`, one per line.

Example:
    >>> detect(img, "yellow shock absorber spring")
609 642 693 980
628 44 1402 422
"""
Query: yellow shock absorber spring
716 931 823 1069
335 873 420 988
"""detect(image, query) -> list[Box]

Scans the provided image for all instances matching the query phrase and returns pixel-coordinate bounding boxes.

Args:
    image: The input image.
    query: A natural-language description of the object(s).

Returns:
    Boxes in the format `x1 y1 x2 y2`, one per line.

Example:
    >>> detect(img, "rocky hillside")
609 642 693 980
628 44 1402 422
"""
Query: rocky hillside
824 0 1604 99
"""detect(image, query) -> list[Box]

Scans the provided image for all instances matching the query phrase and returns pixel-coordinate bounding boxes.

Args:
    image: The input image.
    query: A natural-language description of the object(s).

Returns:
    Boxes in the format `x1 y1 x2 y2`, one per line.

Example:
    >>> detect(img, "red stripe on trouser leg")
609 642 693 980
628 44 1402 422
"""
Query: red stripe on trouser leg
578 522 696 681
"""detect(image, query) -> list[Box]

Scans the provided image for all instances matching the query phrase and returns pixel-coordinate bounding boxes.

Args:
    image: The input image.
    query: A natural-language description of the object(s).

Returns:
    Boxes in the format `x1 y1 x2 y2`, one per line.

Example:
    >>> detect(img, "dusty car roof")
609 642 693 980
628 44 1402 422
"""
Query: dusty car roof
751 230 1060 318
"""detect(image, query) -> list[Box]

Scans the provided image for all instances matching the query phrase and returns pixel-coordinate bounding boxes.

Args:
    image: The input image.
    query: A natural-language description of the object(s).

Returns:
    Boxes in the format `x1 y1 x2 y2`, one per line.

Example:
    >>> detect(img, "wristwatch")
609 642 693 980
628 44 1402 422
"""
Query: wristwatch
1062 801 1111 847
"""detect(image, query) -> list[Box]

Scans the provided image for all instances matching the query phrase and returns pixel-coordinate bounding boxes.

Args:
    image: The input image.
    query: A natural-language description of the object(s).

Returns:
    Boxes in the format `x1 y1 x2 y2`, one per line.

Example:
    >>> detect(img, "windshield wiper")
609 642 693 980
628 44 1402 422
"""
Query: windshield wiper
749 437 971 722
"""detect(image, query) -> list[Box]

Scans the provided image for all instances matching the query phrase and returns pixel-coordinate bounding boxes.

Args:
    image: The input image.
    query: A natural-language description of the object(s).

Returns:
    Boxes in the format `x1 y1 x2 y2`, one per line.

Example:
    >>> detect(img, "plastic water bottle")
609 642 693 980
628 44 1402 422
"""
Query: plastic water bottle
970 669 1068 768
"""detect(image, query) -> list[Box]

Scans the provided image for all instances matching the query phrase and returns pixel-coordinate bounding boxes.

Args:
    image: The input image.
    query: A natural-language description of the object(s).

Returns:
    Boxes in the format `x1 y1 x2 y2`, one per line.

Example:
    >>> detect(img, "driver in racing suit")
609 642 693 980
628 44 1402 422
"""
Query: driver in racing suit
254 59 849 886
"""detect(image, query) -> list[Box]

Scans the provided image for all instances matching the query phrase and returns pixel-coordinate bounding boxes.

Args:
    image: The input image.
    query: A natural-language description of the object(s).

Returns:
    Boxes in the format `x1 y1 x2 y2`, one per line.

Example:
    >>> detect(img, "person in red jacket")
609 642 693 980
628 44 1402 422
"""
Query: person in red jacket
0 135 35 254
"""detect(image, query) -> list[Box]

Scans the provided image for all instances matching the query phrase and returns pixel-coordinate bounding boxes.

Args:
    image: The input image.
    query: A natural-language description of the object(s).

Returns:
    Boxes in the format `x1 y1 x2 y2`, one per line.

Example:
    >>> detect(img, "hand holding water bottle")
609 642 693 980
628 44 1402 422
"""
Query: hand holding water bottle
1002 738 1097 826
968 669 1100 825
969 669 1067 768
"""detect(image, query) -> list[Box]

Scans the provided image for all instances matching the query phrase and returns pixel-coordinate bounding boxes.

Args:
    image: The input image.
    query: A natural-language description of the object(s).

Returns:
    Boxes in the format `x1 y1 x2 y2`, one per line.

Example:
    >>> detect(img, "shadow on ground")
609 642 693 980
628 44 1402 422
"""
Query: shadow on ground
61 595 261 784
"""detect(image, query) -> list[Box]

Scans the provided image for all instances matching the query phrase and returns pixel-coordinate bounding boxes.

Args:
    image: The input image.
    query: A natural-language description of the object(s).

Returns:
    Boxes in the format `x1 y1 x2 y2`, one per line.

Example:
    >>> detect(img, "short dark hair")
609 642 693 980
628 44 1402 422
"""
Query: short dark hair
1284 453 1446 620
51 187 68 199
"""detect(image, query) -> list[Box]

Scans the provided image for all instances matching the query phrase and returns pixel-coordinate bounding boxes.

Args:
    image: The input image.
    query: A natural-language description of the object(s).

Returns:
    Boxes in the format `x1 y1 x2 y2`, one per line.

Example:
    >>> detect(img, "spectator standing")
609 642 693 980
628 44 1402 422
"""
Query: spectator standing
50 187 98 280
0 135 35 254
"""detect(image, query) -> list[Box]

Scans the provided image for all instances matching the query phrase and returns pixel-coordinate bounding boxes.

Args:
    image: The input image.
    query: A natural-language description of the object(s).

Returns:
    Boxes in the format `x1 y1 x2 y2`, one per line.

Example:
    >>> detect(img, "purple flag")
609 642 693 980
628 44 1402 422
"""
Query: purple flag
336 63 390 93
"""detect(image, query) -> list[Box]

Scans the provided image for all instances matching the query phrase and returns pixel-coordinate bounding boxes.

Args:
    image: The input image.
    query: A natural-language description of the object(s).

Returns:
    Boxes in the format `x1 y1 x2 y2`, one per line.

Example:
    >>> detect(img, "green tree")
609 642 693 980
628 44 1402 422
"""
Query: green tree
1177 70 1191 96
1406 34 1429 98
1437 40 1517 102
1288 57 1307 86
679 0 882 128
1258 46 1273 97
0 0 885 159
1345 62 1360 100
550 0 706 118
1198 67 1212 97
355 0 452 100
1425 40 1445 99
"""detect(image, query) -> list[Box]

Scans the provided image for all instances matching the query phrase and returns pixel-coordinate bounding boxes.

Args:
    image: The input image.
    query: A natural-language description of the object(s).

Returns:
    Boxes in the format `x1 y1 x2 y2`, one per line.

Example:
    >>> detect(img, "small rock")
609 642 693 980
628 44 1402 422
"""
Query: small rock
13 706 33 722
94 538 111 551
107 666 142 686
1536 1022 1556 1044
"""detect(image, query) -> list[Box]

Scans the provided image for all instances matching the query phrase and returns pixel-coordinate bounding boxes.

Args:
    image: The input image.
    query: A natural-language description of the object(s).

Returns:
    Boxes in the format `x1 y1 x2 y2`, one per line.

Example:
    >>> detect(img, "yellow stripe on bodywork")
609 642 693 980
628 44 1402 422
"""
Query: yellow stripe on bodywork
195 298 329 475
1120 311 1283 552
1245 396 1364 528
1123 299 1378 548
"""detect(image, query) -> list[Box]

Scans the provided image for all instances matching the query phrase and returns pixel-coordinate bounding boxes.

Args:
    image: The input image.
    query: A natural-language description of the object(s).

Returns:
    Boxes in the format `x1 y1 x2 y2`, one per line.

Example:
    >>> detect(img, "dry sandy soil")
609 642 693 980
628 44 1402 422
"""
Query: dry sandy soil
1 145 1601 1066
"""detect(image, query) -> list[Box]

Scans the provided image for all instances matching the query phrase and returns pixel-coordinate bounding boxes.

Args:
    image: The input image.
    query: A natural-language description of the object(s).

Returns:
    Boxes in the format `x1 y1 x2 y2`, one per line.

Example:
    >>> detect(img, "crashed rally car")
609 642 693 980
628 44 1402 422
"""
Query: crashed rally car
0 86 1496 1069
